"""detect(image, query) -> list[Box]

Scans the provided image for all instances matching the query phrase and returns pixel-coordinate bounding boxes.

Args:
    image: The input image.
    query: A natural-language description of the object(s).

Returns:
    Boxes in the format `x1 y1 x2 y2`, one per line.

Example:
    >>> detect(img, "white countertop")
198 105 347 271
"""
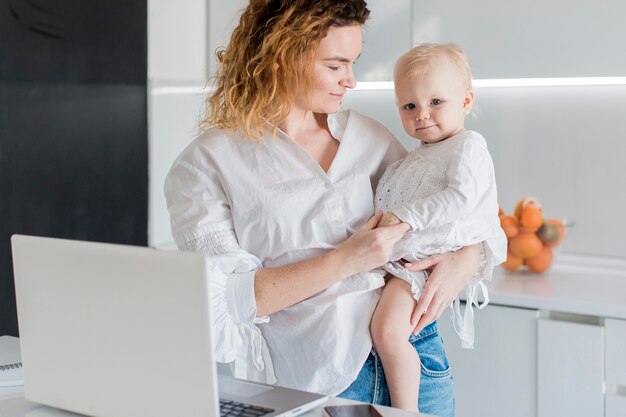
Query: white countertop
485 255 626 319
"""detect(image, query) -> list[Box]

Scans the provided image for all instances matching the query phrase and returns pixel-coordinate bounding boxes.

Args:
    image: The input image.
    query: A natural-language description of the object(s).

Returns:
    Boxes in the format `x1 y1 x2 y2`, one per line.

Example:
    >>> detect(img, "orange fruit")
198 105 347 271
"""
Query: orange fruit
501 250 523 271
500 215 519 238
513 199 525 220
525 246 554 273
520 204 543 232
537 219 565 247
509 231 543 259
514 196 542 221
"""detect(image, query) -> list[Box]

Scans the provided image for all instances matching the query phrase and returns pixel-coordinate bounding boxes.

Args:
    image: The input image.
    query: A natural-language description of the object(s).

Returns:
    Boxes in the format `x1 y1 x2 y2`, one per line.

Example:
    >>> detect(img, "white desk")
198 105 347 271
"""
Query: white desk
0 390 427 417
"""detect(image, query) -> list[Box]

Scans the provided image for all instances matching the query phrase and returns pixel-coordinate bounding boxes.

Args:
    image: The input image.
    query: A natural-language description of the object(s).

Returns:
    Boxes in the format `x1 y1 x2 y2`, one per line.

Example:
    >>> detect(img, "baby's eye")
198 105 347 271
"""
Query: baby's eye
431 98 444 106
403 103 415 110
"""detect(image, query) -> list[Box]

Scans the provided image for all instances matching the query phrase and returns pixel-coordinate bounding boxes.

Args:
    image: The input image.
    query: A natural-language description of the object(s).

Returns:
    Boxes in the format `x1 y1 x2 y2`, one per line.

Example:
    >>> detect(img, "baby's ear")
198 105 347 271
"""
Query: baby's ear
464 89 475 107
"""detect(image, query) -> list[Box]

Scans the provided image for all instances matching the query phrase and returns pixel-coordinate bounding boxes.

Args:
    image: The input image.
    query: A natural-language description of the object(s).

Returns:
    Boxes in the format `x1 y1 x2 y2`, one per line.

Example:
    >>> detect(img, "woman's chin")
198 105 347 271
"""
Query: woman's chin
328 103 343 114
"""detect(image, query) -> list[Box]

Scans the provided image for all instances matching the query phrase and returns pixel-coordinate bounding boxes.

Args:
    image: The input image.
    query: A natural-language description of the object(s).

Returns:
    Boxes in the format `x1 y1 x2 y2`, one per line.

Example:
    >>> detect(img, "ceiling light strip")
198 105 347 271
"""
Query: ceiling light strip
151 77 626 95
473 77 626 88
355 77 626 91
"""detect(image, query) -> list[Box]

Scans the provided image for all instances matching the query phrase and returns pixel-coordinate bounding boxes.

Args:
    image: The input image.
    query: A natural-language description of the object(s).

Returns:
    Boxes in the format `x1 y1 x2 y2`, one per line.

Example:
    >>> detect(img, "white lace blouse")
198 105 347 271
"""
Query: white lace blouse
164 110 406 395
375 130 507 348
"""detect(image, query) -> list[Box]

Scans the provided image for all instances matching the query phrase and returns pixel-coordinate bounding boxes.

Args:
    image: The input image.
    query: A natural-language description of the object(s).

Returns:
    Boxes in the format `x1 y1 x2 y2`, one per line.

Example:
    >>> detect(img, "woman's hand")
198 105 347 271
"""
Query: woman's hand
337 211 410 276
256 212 409 316
407 244 481 335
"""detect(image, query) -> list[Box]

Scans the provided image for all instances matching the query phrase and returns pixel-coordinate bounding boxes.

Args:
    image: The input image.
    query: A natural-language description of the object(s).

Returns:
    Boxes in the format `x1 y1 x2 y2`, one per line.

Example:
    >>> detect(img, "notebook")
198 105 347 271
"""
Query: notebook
11 234 327 417
0 336 24 387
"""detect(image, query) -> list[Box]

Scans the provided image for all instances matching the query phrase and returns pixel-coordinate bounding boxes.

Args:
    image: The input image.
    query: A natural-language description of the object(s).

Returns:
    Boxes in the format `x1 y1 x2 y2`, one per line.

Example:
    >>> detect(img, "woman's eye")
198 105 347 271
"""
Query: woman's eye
403 103 415 110
328 66 340 71
431 98 443 105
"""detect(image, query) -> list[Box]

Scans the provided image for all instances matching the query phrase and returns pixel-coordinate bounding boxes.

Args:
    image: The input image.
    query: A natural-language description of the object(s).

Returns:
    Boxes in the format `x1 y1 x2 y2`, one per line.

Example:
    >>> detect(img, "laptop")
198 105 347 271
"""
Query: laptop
11 234 327 417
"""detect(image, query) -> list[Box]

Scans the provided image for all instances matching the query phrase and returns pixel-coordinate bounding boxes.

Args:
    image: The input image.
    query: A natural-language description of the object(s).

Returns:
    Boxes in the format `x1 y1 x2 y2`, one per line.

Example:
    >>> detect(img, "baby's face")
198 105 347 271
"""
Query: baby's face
395 62 473 144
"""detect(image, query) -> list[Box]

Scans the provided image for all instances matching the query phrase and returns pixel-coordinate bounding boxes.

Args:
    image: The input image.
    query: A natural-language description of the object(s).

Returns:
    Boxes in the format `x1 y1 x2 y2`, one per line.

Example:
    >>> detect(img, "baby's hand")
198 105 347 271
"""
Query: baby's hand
378 213 402 227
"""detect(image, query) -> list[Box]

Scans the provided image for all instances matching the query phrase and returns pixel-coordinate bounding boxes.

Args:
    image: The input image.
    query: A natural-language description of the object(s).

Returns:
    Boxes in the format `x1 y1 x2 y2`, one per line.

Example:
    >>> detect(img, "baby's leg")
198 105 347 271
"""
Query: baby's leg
370 277 421 412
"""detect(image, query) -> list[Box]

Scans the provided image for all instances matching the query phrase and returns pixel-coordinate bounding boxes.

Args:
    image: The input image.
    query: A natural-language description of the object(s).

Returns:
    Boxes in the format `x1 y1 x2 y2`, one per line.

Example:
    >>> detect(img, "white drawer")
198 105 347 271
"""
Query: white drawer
606 318 626 386
606 393 626 417
537 318 604 417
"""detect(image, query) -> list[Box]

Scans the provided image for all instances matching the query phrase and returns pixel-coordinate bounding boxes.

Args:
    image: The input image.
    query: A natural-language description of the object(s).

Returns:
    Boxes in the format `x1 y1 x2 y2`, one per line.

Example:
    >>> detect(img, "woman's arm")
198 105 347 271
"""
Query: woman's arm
405 244 481 334
255 211 410 316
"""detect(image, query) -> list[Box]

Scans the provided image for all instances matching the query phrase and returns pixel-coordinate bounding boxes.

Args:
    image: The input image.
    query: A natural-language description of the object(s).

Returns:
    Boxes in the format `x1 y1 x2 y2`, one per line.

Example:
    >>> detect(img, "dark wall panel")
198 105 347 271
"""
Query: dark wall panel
0 0 146 83
0 83 148 241
0 0 147 336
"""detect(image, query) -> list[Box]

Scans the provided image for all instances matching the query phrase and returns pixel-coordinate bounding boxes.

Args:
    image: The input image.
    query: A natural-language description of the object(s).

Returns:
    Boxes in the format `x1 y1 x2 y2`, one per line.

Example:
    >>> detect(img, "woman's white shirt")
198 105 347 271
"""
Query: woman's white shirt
164 110 406 395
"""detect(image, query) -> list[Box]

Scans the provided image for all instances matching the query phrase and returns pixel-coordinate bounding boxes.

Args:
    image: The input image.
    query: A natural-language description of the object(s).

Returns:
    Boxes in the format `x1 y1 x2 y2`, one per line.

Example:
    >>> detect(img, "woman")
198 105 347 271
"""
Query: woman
165 1 488 415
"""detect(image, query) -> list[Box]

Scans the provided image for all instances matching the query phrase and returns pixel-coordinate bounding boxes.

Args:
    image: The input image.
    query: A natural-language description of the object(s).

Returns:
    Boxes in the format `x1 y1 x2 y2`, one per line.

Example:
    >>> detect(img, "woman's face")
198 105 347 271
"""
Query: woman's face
295 25 362 115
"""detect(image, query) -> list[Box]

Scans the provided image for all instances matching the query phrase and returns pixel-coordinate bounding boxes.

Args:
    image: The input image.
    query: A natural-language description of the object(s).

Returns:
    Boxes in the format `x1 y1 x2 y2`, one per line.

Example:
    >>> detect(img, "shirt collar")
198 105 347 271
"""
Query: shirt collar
327 110 350 142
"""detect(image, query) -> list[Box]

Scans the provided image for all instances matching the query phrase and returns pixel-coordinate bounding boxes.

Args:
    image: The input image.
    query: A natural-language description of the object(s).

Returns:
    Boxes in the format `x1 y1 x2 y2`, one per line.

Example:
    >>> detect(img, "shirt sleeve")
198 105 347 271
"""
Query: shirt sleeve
372 130 407 191
164 152 276 384
392 139 494 232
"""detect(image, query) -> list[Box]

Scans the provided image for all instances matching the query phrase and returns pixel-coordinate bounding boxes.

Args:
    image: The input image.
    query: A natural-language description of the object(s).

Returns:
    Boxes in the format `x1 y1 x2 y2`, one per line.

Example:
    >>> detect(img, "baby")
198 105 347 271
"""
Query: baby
370 43 507 411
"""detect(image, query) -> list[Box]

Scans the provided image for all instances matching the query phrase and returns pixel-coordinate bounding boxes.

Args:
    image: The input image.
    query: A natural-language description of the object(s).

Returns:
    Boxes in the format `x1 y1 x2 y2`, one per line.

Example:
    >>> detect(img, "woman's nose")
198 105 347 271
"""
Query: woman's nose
341 68 356 89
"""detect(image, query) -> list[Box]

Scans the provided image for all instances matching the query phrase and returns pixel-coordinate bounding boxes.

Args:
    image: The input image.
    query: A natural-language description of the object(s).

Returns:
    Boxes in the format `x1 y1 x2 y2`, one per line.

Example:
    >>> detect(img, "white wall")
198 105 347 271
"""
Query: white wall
147 0 246 247
467 84 626 259
345 85 626 259
148 1 626 262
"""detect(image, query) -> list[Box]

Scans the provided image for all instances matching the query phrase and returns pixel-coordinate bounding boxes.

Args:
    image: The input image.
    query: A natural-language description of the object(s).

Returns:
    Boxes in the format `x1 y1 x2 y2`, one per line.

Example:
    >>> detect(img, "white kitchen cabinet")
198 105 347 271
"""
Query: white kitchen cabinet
606 395 626 417
537 317 604 417
435 266 626 417
354 0 412 81
605 318 626 417
439 304 538 417
148 0 208 82
606 318 626 386
412 0 626 78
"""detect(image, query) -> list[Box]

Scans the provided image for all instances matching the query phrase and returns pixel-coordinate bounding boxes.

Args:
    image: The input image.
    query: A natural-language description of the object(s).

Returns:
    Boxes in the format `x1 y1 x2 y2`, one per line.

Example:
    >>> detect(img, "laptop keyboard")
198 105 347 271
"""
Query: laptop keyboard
219 399 275 416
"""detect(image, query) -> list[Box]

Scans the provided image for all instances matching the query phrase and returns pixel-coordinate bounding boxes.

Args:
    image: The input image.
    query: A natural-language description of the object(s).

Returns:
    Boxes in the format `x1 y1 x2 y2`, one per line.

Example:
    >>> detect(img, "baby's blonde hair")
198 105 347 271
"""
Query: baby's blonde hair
394 43 473 90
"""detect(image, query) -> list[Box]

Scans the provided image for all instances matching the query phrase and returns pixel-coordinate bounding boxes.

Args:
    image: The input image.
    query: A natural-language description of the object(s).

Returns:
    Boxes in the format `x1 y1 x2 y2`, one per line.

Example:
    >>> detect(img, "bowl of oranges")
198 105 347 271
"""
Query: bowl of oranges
499 196 568 273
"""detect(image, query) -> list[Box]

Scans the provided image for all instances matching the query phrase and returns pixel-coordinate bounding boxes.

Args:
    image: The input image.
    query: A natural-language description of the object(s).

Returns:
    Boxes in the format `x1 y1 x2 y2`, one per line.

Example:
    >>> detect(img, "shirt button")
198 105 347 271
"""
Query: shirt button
324 182 331 189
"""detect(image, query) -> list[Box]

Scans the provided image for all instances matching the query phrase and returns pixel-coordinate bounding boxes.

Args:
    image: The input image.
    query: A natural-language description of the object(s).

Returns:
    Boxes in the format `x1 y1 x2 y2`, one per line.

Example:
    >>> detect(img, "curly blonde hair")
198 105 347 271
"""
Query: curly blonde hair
201 0 370 141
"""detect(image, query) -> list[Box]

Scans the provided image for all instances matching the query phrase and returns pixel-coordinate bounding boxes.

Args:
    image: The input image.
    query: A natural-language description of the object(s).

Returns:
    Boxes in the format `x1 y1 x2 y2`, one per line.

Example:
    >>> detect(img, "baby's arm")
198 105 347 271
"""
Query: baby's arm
395 139 495 232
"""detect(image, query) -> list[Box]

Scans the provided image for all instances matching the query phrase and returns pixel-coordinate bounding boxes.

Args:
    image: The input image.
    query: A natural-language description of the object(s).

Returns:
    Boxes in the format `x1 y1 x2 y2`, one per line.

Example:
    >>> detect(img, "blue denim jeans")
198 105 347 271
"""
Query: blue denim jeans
337 321 454 417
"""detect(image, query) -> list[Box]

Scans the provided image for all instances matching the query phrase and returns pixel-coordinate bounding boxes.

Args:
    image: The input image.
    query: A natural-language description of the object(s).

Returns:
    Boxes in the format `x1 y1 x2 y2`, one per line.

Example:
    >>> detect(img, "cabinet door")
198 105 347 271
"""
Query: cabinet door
606 318 626 386
606 318 626 417
537 318 604 417
606 395 626 417
149 0 209 81
439 304 538 417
